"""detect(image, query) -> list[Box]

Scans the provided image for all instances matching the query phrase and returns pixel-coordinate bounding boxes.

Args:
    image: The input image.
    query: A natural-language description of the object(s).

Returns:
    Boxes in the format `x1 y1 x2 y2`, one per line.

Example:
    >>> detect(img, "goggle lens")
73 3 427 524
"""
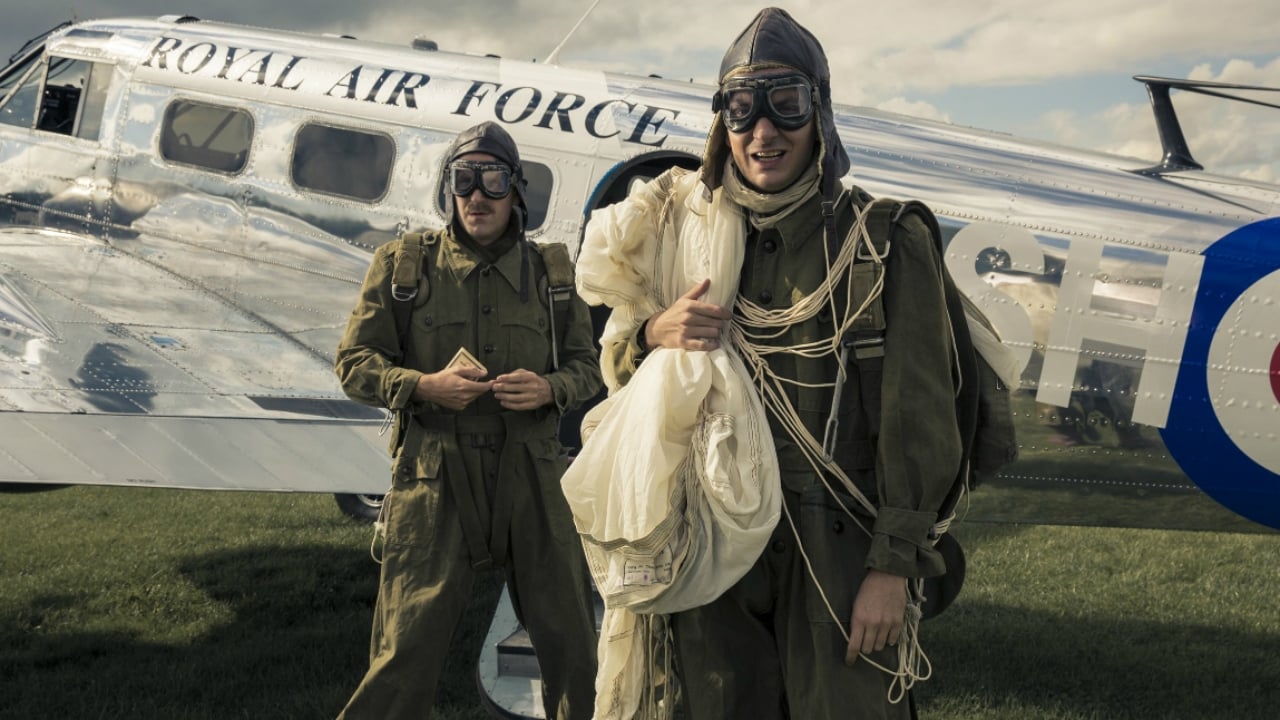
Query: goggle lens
449 162 513 199
718 76 815 133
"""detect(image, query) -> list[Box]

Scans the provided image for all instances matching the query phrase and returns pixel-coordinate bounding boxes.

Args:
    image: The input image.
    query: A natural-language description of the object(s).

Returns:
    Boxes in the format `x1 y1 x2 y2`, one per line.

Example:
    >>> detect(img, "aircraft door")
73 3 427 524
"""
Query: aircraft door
0 54 116 235
552 152 700 451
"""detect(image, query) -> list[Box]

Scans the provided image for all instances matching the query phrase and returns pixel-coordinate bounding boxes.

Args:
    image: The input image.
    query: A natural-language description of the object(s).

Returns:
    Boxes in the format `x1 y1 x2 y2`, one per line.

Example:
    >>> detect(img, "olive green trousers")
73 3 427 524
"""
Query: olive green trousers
338 433 597 720
670 485 918 720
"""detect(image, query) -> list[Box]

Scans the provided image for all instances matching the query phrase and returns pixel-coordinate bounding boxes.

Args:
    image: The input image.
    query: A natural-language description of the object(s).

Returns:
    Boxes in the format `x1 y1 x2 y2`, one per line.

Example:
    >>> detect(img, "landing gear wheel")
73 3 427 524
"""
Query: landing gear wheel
334 493 383 522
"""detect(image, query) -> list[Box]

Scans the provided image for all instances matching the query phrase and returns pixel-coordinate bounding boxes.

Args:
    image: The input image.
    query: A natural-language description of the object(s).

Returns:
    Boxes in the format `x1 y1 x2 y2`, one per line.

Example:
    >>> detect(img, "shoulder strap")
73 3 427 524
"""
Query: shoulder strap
843 195 901 439
857 196 899 259
391 232 432 365
531 241 574 370
847 197 979 497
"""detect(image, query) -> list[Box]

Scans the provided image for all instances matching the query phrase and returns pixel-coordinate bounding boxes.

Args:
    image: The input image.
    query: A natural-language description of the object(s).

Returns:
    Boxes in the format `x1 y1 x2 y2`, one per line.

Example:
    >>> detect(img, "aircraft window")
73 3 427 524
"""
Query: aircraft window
35 57 92 136
0 50 40 103
434 159 552 231
160 100 253 174
74 61 111 141
291 124 394 203
0 58 42 130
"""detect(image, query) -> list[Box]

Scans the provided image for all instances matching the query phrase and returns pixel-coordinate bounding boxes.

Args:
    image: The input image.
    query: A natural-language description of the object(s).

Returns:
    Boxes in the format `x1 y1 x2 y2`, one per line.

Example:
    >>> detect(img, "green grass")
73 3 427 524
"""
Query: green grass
915 523 1280 719
0 486 501 720
2 486 1278 719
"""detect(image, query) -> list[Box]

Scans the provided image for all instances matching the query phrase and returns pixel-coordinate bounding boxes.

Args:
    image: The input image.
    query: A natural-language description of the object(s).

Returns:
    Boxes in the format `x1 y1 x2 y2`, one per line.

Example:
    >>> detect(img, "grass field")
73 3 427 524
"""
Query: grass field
2 485 1278 719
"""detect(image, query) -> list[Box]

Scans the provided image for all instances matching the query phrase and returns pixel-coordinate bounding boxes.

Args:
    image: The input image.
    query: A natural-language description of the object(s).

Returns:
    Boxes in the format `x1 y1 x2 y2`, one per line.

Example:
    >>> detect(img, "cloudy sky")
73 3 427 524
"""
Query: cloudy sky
7 0 1279 180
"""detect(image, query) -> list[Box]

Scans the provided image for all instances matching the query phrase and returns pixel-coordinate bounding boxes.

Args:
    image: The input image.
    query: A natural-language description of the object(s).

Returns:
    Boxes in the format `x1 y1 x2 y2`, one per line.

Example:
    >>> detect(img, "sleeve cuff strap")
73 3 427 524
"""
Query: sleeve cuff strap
872 506 938 548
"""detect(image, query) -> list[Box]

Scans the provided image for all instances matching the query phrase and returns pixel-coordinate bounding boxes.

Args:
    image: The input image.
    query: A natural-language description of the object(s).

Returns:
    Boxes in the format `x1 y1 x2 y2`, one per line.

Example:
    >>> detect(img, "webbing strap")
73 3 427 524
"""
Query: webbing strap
415 414 503 571
836 195 896 447
534 241 574 370
391 233 429 365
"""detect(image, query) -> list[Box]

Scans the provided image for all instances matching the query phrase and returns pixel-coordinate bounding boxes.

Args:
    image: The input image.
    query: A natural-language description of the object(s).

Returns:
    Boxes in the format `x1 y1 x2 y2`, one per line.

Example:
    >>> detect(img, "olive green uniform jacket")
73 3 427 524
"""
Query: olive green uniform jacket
336 228 603 478
611 191 961 579
607 190 961 720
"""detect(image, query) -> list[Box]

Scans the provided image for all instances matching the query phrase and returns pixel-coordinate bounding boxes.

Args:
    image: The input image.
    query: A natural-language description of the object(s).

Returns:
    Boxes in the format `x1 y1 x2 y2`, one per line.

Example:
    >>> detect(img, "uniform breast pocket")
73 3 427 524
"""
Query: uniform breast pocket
499 309 551 372
411 302 472 371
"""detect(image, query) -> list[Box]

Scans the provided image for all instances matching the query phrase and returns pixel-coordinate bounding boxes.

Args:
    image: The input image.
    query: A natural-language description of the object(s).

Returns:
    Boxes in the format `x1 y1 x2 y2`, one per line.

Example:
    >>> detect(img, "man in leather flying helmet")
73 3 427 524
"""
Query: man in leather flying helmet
335 121 600 720
585 8 963 718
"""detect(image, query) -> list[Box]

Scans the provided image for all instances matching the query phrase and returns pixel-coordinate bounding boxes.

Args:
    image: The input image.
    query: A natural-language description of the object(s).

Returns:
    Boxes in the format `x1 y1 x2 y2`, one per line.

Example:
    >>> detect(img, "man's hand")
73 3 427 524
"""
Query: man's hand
646 279 732 351
414 367 492 410
846 569 908 664
493 368 553 411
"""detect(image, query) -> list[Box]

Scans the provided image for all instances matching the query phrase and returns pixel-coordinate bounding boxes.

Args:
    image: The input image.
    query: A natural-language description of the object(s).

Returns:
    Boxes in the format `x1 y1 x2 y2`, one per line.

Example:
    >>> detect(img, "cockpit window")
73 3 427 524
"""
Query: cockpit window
291 124 395 203
27 57 112 139
73 61 111 140
0 54 43 130
160 99 254 174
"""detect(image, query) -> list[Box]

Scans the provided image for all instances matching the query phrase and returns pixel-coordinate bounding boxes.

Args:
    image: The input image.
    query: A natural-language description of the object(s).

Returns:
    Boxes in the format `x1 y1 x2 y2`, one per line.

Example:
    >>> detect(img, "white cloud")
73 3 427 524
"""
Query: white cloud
830 0 1280 98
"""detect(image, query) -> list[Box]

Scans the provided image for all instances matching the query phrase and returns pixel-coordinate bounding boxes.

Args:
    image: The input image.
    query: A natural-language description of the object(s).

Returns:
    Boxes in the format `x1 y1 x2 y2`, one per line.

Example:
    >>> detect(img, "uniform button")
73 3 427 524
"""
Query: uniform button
422 315 433 327
481 267 492 277
483 344 495 353
762 239 777 253
481 305 492 315
818 307 831 322
758 290 773 304
832 520 844 534
771 540 786 553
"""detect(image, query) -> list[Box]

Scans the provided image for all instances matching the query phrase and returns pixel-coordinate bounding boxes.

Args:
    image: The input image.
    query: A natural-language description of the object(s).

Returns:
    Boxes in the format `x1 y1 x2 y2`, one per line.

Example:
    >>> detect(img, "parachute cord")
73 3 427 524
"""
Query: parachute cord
737 200 931 703
636 613 676 720
729 202 887 523
369 489 389 564
885 581 932 704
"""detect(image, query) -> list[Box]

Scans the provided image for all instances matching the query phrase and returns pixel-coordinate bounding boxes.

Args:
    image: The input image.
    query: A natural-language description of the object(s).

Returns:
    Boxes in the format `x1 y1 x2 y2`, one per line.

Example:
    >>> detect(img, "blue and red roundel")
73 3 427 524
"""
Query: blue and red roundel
1161 217 1280 529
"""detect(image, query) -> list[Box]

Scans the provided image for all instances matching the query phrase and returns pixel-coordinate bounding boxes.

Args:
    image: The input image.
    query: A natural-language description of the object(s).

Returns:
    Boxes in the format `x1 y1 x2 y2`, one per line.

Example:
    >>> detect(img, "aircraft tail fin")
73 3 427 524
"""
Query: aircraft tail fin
1133 75 1280 176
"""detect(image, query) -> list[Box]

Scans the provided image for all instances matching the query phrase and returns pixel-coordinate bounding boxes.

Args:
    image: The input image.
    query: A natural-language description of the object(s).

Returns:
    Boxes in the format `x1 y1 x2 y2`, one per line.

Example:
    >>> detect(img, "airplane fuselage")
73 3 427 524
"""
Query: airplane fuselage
0 17 1276 531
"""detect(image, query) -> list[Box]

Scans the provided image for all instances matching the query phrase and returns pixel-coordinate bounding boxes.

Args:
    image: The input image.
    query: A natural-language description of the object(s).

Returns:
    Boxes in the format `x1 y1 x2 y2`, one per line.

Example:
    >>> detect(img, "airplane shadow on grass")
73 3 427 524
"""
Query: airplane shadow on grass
5 536 1278 719
915 597 1280 719
2 545 505 720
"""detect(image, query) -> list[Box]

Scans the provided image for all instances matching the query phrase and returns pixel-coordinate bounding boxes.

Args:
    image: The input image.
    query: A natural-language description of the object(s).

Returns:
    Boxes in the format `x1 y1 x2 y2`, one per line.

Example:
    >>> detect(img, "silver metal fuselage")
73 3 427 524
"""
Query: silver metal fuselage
1 17 1277 531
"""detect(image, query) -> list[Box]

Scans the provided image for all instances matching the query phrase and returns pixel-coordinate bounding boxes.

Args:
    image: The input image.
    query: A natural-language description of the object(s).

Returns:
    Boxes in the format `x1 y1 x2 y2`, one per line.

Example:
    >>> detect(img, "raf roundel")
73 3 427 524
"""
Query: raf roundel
1161 218 1280 529
1272 340 1280 404
1205 267 1280 474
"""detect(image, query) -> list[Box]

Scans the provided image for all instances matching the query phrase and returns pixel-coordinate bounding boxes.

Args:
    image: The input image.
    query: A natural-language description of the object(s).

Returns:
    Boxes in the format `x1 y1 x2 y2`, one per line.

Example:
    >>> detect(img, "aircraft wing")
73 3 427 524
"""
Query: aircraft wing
0 223 388 494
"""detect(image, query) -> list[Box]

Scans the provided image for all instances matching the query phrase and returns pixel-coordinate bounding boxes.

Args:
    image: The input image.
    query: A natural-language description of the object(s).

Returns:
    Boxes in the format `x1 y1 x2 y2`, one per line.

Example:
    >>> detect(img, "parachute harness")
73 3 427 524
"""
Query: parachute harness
731 198 937 702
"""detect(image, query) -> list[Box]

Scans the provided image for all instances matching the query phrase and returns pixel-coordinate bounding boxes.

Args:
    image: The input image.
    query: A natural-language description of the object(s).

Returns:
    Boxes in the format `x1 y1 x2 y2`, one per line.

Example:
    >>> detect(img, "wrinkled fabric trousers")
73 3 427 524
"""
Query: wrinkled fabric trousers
670 485 917 720
338 433 597 720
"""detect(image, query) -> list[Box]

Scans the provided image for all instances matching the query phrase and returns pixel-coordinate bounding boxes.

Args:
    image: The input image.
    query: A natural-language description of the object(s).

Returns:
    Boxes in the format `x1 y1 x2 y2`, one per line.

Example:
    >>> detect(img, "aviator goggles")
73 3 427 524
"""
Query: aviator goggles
713 74 816 133
448 161 515 199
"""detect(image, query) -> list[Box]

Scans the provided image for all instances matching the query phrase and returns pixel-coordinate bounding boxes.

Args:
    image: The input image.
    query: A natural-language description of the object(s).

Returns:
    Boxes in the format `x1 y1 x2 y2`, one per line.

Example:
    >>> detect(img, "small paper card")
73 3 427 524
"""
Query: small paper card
445 346 488 375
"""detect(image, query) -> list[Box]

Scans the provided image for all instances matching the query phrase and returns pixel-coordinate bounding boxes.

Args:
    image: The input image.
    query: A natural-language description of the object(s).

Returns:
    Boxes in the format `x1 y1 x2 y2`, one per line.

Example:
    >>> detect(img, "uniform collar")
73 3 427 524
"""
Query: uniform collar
439 226 530 294
756 192 825 252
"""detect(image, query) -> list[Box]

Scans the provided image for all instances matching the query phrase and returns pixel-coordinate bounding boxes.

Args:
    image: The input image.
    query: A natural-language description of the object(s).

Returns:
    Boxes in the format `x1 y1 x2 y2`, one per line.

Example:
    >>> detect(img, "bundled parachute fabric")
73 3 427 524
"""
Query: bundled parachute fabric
565 168 781 719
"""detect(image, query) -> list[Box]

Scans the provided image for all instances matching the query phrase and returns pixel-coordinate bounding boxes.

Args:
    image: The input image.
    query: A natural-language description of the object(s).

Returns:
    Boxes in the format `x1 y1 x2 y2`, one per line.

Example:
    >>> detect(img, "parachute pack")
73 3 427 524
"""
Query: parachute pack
849 190 1020 617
